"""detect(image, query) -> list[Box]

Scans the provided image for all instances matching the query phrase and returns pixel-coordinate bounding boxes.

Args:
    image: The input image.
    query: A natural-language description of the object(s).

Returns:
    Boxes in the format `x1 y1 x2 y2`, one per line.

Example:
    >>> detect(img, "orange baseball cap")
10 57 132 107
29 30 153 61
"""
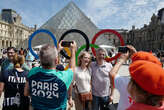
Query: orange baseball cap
129 60 164 95
131 51 162 66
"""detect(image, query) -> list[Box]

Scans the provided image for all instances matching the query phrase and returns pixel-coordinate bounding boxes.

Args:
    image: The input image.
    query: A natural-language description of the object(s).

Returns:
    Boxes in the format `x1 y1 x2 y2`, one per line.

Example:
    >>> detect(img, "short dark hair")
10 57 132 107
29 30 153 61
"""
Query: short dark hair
7 47 17 52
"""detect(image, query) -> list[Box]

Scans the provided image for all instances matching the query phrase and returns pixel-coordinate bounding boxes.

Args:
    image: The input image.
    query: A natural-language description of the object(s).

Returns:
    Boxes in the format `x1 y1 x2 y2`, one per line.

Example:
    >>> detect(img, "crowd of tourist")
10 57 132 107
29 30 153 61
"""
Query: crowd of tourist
0 41 164 110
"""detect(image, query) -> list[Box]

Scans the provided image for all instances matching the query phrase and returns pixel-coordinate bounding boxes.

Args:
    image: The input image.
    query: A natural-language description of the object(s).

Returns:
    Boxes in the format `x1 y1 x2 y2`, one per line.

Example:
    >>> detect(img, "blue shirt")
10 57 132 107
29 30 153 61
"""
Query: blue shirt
27 67 73 110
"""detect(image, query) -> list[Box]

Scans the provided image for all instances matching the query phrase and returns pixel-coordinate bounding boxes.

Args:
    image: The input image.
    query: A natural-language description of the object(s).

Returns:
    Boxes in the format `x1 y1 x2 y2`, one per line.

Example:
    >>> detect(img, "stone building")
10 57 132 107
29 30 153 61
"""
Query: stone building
102 29 128 47
124 8 164 53
0 9 35 50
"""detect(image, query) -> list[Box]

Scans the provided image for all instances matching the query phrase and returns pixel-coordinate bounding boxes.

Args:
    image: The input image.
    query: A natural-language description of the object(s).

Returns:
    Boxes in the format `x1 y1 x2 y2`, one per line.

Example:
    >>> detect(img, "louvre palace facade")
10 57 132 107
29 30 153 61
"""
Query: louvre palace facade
123 8 164 53
0 9 35 50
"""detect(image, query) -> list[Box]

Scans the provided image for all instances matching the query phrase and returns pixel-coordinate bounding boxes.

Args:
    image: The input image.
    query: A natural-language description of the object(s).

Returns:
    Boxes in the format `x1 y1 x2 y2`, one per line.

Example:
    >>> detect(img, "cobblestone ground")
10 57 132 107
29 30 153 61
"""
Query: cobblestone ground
0 65 130 110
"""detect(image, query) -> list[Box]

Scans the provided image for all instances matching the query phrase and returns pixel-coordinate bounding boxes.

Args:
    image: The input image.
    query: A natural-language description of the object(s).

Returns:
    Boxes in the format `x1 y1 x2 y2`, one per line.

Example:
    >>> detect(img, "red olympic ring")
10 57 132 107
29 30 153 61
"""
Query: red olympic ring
91 29 125 62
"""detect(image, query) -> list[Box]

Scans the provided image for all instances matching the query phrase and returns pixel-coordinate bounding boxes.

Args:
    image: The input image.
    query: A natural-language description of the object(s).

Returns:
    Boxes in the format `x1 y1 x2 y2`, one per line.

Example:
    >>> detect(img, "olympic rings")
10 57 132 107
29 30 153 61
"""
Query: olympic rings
59 29 90 59
64 65 69 70
91 29 125 62
76 44 99 65
64 47 71 56
28 29 125 63
28 29 57 59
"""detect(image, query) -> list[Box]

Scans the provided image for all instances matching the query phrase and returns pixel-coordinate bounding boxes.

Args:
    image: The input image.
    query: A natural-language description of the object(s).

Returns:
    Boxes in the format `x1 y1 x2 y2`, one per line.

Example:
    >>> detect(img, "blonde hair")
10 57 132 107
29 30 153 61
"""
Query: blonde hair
78 51 91 68
13 54 25 68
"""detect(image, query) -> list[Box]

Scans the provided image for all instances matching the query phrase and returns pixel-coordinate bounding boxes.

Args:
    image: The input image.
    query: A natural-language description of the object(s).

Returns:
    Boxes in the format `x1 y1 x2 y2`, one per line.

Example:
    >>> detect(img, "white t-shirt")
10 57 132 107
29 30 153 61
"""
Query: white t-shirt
114 75 132 110
90 61 113 97
74 67 91 93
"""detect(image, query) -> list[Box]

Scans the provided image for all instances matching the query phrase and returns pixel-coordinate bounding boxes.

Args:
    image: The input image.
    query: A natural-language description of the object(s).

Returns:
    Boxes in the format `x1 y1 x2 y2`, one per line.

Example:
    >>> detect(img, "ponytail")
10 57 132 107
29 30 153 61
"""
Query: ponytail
13 54 25 68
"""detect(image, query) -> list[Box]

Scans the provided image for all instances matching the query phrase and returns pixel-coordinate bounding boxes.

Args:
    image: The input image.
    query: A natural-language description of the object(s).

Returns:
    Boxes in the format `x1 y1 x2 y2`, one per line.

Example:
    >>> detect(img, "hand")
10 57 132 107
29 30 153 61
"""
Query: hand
68 97 73 108
70 41 77 51
58 41 64 52
109 96 113 103
127 45 137 57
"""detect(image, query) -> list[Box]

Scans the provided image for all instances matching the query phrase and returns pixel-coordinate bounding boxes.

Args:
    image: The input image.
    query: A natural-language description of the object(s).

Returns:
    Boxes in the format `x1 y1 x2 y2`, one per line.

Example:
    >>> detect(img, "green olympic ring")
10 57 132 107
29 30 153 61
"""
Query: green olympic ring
76 44 99 65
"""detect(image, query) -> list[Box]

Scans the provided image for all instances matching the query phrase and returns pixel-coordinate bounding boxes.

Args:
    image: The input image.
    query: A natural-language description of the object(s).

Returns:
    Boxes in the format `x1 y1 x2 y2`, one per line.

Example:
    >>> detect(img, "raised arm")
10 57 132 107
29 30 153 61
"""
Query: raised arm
69 41 77 73
109 54 128 84
67 41 76 107
109 45 137 86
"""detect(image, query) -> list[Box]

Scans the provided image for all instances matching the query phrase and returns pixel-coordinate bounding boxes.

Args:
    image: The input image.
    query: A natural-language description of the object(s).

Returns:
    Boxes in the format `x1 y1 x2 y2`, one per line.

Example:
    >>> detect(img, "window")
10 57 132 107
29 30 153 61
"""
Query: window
13 17 16 22
6 41 8 47
10 41 12 47
2 40 4 48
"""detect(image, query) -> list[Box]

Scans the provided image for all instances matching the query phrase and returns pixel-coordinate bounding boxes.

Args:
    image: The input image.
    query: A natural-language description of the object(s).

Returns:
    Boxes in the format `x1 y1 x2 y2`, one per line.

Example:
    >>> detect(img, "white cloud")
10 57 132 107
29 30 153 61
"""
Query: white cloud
157 1 164 10
135 0 149 5
85 0 119 26
88 0 113 8
84 0 161 29
120 1 157 29
125 9 155 29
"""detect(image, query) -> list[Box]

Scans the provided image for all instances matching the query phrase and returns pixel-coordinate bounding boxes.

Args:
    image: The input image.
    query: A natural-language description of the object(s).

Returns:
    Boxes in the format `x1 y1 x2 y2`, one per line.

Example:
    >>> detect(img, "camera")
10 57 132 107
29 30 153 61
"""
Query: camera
61 41 73 47
118 46 130 53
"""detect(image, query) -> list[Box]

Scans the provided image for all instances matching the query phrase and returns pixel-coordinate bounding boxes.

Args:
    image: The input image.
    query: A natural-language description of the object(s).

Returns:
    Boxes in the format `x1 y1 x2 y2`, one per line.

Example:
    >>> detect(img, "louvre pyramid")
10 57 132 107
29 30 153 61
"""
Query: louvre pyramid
20 2 110 48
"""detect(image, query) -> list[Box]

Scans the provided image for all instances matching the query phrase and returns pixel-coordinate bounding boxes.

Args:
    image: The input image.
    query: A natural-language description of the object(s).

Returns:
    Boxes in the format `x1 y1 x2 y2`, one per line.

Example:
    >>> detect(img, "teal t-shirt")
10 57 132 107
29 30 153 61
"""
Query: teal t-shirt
27 67 73 110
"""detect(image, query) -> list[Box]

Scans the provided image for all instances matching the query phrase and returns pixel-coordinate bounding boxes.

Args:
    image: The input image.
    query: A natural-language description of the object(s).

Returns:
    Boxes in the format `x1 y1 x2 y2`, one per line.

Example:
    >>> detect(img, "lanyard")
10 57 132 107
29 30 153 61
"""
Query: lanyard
14 71 19 91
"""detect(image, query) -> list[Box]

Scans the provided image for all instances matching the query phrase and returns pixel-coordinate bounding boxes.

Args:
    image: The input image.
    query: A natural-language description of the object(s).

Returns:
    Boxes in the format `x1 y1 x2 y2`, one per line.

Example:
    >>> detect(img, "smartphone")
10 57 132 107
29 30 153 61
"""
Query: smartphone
118 46 129 53
61 41 73 47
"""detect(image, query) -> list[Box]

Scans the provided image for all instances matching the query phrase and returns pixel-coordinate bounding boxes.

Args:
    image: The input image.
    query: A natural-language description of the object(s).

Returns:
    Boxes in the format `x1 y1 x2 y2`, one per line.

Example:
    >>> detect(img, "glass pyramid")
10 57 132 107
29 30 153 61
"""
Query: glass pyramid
21 2 112 49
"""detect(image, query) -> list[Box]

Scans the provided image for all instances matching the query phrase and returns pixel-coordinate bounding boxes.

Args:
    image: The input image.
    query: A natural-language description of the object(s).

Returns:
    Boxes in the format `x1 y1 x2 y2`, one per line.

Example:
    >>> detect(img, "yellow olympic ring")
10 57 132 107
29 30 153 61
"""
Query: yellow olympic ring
64 47 71 70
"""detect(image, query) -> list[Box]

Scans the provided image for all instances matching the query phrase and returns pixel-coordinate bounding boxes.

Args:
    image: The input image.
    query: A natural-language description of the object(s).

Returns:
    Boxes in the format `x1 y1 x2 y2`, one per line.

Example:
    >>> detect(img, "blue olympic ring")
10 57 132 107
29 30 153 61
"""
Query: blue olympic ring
28 29 57 59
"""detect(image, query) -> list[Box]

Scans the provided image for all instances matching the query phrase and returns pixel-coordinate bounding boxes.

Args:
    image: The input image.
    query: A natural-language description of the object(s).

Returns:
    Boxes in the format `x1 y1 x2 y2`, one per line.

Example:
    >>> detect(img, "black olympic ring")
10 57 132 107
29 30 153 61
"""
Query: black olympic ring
59 29 90 59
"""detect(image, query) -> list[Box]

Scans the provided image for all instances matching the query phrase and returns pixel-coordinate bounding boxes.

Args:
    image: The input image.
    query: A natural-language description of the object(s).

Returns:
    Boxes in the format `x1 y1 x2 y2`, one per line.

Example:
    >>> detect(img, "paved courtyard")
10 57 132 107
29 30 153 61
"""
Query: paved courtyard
0 65 130 110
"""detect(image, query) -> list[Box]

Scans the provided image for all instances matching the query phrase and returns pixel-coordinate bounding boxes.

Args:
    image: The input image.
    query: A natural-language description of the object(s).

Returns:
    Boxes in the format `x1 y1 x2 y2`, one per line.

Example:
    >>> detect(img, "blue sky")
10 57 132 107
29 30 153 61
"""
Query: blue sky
0 0 164 30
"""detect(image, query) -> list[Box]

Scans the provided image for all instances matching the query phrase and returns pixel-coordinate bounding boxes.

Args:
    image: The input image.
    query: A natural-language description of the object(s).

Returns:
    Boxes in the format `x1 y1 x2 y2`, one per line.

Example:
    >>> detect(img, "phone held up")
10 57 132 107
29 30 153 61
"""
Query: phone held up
118 46 130 53
61 41 73 47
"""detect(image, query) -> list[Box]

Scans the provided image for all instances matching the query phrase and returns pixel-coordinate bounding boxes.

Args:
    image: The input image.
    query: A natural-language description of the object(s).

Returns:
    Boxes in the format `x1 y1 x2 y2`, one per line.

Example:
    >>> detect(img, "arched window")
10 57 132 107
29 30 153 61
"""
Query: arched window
10 41 12 47
2 40 4 48
6 41 8 48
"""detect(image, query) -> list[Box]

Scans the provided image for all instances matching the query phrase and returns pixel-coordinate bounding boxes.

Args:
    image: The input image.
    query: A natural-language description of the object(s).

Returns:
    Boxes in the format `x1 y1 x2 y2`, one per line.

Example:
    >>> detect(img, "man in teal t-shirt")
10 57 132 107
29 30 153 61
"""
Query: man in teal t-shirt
24 42 76 110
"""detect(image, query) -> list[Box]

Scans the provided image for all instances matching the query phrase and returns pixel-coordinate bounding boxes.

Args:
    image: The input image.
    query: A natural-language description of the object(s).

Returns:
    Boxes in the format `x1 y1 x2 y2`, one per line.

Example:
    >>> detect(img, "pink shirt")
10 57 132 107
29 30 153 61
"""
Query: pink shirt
127 102 164 110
